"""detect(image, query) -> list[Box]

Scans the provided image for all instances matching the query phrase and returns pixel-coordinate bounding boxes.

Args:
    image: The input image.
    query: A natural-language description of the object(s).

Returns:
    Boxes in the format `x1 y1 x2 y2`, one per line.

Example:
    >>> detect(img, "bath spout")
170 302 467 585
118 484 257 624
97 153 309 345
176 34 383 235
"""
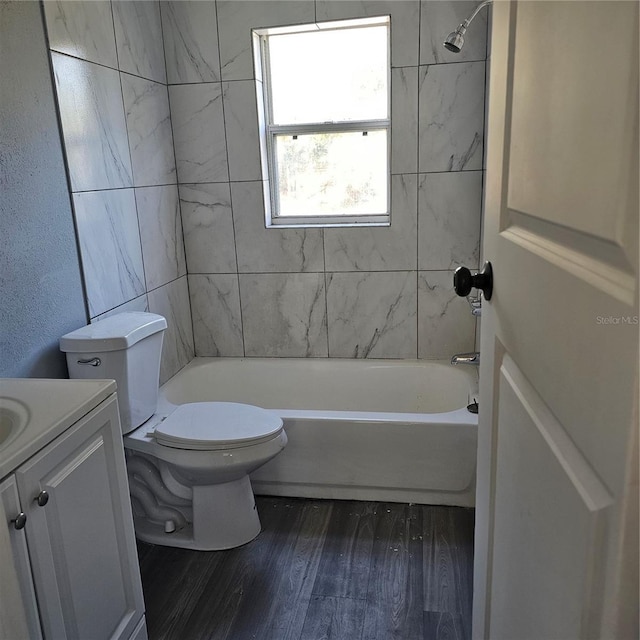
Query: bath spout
451 352 480 366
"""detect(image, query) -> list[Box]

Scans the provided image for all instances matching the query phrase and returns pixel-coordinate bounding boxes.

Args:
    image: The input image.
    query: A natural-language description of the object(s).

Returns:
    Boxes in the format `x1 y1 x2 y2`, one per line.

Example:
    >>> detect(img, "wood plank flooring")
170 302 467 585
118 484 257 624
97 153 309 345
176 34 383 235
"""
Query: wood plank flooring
137 497 474 640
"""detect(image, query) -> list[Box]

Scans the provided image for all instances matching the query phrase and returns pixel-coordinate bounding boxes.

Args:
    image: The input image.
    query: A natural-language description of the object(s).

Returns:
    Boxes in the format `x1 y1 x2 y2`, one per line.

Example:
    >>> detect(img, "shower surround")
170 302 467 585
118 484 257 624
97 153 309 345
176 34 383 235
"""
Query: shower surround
45 0 487 372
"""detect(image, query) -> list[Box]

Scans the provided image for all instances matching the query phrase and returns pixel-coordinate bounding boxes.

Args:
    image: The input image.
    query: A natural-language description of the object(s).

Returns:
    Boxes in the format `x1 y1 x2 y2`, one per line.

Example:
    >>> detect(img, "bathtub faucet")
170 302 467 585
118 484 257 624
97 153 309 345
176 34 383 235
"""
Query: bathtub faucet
451 352 480 366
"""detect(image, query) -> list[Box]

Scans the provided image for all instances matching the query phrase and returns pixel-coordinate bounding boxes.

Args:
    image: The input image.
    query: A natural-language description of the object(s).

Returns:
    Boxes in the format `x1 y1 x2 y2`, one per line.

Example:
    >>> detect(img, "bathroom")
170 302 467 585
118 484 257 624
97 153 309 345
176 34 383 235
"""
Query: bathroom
1 1 637 639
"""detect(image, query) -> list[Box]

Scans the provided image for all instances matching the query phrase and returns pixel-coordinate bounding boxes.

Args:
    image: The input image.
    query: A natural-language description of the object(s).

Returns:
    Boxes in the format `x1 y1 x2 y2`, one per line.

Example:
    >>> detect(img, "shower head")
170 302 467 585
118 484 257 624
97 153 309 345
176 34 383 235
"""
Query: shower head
443 0 491 53
444 27 466 53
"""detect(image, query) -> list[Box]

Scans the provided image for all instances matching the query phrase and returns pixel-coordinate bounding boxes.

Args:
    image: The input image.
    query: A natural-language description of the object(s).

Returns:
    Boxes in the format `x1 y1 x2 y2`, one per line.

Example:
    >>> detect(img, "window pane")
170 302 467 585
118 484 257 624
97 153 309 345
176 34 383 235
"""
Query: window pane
268 25 388 125
275 130 387 217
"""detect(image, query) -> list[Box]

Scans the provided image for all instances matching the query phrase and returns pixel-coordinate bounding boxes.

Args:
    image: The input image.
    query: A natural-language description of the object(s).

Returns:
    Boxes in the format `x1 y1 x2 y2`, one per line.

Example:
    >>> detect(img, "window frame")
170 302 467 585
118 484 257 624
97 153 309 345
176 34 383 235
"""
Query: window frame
253 16 392 228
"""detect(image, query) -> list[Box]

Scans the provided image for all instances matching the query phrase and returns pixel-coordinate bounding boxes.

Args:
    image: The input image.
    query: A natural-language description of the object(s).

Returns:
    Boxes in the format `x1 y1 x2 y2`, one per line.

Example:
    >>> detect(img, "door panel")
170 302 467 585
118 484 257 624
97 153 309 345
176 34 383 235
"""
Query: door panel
474 1 639 637
506 3 638 249
490 356 612 638
42 433 128 638
496 237 637 489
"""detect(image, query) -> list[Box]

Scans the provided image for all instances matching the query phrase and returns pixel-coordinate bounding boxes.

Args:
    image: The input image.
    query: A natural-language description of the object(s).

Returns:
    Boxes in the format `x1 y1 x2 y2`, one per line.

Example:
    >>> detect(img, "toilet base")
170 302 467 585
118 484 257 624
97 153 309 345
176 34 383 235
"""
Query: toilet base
133 475 262 551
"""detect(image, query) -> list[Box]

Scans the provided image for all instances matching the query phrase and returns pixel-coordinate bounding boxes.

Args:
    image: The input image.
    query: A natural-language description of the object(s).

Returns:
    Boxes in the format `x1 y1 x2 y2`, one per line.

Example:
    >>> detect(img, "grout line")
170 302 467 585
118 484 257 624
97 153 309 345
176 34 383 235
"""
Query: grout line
183 269 451 276
214 0 247 358
412 169 484 175
120 69 167 86
130 186 150 293
185 171 479 182
48 48 119 73
228 185 246 358
159 0 196 359
167 78 255 87
70 182 179 195
147 273 187 296
319 161 329 355
48 48 165 86
416 0 422 360
91 274 188 320
68 171 474 196
117 54 148 296
182 268 458 278
417 58 487 67
91 291 149 321
323 269 331 357
161 56 487 87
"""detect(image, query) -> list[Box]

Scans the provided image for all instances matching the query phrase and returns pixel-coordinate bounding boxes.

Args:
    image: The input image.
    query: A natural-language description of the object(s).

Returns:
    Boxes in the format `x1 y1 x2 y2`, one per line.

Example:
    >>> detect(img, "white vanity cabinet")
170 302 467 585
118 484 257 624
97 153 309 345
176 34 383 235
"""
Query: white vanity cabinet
0 383 147 640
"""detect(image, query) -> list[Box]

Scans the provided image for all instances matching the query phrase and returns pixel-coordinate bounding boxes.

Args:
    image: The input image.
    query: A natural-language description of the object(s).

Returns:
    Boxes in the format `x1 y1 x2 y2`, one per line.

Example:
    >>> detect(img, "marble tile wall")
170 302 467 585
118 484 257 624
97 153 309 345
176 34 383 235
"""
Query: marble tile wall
161 0 486 360
44 0 193 382
45 0 485 370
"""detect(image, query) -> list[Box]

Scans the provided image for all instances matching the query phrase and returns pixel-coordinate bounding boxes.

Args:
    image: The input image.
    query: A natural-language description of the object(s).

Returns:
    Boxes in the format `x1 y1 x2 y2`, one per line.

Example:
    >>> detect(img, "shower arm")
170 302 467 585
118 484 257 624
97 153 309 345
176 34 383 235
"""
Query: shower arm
457 0 491 34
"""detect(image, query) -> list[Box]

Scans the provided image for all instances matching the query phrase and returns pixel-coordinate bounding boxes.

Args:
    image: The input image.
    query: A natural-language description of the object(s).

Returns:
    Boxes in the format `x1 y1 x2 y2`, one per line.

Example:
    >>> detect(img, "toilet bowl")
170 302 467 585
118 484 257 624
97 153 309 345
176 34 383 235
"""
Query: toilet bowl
60 312 287 551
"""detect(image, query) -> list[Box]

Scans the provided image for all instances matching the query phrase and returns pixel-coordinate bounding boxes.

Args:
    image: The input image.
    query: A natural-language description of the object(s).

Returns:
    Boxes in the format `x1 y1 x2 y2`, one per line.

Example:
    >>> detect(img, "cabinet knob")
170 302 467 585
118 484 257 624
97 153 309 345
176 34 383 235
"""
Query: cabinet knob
11 512 27 530
34 490 49 507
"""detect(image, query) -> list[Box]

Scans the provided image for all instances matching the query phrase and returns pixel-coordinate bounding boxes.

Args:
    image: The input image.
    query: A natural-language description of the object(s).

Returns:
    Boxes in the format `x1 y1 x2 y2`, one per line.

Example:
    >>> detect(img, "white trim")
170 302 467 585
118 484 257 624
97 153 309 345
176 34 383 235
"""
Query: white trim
268 120 390 136
267 215 390 229
253 15 390 38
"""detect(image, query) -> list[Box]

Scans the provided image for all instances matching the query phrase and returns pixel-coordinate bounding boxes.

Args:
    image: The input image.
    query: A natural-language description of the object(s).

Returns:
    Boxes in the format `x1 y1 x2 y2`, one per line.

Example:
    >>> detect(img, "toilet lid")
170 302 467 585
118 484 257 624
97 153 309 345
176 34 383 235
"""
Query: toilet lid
153 402 283 450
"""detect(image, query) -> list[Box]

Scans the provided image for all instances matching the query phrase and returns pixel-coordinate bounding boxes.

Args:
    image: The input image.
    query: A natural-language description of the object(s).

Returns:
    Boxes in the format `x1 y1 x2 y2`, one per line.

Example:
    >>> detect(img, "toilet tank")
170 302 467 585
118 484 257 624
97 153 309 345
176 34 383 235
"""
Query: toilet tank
60 312 167 434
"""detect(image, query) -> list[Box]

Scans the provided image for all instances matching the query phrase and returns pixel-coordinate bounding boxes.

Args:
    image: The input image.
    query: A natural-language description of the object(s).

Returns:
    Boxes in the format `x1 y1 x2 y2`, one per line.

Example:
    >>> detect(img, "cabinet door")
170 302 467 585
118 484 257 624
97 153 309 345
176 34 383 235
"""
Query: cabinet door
15 395 145 640
0 475 38 639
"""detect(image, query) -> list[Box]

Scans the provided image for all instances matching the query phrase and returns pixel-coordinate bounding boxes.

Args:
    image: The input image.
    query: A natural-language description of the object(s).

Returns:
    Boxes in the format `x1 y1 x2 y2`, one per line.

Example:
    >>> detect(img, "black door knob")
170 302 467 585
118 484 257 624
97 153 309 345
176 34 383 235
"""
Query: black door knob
454 261 493 300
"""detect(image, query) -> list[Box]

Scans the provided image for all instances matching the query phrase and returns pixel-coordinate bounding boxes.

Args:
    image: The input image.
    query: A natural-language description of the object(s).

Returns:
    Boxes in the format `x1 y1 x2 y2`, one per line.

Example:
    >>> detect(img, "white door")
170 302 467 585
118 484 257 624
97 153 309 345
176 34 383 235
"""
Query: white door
473 1 638 638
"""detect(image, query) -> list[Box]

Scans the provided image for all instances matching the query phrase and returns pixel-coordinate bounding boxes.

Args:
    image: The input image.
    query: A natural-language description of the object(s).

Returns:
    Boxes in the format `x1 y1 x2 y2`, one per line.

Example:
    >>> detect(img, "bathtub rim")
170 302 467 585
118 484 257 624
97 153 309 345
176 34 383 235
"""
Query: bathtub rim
161 355 480 418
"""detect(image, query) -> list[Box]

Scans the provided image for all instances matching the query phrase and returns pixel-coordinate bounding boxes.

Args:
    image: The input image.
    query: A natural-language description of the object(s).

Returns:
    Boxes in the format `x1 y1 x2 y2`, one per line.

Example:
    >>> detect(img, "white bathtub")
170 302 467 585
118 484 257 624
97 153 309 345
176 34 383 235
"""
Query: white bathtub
159 358 479 507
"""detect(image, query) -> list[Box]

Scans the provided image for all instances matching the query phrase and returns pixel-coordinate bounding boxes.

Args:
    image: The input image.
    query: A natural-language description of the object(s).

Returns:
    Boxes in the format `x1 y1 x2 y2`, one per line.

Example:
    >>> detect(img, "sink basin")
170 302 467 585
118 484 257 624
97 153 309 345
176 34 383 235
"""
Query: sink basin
0 398 29 448
0 379 117 479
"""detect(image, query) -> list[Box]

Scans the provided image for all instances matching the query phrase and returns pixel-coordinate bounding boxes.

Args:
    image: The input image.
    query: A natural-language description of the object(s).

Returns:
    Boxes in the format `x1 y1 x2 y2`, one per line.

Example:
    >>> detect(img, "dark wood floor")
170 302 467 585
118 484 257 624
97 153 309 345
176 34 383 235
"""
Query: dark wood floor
137 497 474 640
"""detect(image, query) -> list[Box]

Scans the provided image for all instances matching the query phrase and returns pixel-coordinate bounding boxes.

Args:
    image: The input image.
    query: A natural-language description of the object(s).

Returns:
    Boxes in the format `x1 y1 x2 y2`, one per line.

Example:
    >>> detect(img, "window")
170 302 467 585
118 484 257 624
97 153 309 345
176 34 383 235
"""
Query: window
253 16 390 228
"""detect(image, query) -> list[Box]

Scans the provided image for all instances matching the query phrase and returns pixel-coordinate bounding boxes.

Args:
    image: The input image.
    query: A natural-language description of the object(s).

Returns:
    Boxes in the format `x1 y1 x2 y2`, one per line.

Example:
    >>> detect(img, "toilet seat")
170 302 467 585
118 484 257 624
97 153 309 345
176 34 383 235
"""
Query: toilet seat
153 402 283 451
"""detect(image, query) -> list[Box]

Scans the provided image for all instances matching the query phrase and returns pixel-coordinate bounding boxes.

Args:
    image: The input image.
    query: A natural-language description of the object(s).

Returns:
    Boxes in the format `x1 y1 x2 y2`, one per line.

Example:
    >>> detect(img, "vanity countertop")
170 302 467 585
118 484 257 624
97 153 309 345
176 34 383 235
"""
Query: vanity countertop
0 378 116 478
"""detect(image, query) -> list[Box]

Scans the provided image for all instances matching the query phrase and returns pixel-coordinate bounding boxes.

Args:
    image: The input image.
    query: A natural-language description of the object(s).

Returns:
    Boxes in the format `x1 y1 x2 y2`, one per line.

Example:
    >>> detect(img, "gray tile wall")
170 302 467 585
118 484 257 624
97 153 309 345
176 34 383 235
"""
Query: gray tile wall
43 0 485 373
164 0 486 359
44 0 193 382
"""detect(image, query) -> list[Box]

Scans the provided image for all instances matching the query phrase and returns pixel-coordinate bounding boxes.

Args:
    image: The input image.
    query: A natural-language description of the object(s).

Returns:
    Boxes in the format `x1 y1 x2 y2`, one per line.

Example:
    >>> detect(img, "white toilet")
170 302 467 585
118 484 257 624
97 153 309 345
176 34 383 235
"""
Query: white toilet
60 312 287 551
